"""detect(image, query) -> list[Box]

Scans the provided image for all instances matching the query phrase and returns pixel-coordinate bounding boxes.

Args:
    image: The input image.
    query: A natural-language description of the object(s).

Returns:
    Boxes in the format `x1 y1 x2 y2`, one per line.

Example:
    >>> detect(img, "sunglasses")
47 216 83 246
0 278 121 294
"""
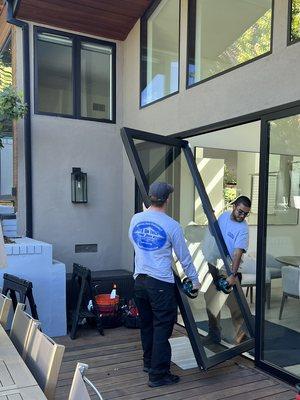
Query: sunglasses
236 208 249 217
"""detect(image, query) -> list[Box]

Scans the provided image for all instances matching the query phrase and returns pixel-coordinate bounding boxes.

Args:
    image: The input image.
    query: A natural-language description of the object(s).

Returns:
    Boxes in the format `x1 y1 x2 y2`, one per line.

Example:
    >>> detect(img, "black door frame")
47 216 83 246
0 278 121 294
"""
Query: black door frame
255 104 300 385
121 126 255 370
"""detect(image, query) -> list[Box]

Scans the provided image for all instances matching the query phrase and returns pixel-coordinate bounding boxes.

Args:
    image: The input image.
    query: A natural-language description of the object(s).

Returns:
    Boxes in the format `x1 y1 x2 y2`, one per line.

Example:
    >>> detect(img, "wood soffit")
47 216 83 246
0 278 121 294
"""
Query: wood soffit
15 0 154 41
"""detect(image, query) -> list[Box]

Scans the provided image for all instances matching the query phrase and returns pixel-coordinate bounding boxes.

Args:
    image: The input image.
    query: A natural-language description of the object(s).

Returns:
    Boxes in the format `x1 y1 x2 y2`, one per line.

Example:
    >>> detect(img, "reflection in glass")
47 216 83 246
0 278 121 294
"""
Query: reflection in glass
188 0 272 85
263 113 300 380
0 37 12 90
133 138 251 358
81 42 112 120
141 0 179 106
291 0 300 42
36 33 73 115
0 37 13 197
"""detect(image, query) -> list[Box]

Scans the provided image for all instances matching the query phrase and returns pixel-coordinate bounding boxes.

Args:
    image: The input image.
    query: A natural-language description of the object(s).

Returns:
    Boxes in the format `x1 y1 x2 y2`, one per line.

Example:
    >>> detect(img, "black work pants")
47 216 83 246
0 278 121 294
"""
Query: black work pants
134 275 177 380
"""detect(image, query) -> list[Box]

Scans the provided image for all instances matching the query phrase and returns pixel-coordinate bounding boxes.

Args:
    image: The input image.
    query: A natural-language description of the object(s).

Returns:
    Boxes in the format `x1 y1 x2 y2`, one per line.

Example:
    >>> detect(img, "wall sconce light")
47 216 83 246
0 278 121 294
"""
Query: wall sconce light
71 167 87 203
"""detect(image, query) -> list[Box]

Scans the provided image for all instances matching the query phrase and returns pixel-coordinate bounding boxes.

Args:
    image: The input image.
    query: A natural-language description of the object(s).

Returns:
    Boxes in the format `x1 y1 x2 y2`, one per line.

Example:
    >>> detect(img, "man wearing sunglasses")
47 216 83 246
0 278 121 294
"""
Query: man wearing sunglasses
203 195 251 345
223 196 251 286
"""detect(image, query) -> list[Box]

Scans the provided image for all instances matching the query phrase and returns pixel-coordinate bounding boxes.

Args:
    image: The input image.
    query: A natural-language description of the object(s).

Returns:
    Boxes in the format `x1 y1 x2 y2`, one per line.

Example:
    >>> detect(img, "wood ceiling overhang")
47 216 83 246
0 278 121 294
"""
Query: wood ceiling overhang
14 0 153 41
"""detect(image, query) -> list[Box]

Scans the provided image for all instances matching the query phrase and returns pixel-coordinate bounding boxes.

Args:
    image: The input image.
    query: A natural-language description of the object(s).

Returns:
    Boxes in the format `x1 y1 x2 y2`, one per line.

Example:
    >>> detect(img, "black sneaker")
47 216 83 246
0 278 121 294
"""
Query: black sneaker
148 373 180 388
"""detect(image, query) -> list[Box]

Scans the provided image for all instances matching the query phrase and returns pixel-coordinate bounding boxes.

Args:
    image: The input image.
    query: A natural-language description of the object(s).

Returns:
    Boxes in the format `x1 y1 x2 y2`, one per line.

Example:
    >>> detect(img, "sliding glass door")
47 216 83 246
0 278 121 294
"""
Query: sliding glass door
257 106 300 383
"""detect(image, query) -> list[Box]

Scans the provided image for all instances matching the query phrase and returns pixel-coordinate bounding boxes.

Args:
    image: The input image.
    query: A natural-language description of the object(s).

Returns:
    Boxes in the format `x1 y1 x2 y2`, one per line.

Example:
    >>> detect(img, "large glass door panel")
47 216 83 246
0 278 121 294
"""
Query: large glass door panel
121 127 254 370
258 107 300 383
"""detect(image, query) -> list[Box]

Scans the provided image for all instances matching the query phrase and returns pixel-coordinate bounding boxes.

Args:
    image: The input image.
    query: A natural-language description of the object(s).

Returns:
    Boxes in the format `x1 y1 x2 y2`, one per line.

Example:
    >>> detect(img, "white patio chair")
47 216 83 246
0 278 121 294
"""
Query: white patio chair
279 265 300 320
68 363 103 400
0 292 12 328
10 302 40 359
25 326 65 400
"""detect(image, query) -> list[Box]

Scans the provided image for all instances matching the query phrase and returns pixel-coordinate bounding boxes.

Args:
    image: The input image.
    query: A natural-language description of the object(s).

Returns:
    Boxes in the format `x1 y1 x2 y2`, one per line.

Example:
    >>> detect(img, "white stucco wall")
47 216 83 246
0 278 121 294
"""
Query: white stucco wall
15 23 127 272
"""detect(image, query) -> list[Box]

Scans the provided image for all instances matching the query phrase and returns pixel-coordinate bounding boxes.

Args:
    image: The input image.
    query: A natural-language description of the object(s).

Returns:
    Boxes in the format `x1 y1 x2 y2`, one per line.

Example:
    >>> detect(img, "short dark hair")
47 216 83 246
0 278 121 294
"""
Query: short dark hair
233 196 251 208
150 197 167 208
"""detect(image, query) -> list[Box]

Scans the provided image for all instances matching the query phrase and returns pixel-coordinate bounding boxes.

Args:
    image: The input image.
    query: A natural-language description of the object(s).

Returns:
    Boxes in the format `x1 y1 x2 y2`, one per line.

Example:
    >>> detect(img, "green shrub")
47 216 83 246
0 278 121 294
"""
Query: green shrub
0 86 27 148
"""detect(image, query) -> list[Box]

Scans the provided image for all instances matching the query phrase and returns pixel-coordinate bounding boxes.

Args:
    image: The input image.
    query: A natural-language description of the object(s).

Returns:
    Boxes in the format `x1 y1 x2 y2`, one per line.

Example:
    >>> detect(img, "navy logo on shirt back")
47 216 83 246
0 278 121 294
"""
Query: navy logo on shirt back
132 221 167 251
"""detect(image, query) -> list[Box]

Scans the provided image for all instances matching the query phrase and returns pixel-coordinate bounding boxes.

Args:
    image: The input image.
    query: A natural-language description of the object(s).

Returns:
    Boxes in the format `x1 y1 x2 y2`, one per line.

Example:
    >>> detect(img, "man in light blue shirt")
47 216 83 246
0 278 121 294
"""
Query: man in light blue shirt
203 195 251 345
129 182 200 388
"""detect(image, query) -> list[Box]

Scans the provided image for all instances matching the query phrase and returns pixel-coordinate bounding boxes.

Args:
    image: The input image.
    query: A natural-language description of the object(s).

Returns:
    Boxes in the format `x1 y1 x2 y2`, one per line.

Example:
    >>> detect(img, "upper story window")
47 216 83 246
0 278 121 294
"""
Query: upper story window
35 27 116 123
140 0 180 107
187 0 273 87
289 0 300 43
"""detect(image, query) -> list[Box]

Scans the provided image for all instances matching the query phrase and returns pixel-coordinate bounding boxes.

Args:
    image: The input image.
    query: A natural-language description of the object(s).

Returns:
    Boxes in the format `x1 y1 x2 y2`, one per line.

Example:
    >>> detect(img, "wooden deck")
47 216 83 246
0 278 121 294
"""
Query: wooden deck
54 325 295 400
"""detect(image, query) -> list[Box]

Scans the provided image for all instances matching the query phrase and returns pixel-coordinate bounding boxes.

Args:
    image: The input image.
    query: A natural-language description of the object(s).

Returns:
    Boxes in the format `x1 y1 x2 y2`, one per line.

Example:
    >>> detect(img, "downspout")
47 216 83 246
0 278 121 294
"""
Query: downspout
6 0 32 238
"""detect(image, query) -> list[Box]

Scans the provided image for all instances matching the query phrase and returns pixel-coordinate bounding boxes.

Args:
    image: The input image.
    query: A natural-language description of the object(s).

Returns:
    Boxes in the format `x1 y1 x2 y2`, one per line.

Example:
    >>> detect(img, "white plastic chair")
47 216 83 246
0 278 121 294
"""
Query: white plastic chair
25 326 65 400
10 303 40 359
0 292 12 328
68 363 103 400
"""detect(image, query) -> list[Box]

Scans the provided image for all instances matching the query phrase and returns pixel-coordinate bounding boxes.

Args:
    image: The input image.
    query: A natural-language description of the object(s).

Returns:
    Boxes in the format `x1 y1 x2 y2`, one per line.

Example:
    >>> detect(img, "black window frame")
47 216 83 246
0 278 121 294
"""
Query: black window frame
288 0 300 45
140 0 181 109
186 0 275 89
34 26 116 124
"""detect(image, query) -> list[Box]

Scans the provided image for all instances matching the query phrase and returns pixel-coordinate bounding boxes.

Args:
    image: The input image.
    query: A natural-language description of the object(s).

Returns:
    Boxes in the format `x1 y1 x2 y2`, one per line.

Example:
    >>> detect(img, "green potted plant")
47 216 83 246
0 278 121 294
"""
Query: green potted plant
0 85 27 148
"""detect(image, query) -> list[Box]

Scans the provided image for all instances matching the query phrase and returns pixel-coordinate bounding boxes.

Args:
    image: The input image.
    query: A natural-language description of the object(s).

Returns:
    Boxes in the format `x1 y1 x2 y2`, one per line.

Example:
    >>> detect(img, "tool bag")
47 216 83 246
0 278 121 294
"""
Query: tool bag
122 299 140 329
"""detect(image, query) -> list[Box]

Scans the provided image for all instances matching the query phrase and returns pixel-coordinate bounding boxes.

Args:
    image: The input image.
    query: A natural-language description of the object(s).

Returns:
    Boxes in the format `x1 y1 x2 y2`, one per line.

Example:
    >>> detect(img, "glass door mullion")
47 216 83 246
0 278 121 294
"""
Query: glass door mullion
121 128 150 205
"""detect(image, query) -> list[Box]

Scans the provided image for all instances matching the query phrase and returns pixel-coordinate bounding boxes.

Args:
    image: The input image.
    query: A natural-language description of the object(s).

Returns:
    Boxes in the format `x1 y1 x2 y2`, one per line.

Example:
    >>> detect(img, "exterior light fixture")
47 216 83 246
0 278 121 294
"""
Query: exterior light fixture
71 167 87 203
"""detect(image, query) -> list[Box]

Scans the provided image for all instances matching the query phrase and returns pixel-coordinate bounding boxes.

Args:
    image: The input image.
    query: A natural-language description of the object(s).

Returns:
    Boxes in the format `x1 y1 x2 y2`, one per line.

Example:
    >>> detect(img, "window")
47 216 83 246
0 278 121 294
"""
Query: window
140 0 180 107
187 0 273 87
289 0 300 43
35 27 116 122
0 36 14 198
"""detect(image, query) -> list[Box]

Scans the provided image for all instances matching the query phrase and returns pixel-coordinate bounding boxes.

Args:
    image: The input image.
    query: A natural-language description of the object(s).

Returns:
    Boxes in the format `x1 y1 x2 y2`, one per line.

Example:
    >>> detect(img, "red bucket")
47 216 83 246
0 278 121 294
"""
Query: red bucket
95 294 119 313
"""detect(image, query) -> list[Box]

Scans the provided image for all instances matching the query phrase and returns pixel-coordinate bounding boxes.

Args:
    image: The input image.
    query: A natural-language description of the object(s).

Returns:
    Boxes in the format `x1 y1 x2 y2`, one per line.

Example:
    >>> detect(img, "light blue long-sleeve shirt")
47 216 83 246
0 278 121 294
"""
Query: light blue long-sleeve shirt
129 210 199 284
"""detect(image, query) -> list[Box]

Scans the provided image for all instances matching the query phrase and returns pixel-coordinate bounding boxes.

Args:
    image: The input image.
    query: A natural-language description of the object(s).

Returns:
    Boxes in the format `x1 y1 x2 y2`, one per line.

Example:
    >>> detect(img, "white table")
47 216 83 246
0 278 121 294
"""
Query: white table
0 325 47 399
0 387 47 399
0 238 67 337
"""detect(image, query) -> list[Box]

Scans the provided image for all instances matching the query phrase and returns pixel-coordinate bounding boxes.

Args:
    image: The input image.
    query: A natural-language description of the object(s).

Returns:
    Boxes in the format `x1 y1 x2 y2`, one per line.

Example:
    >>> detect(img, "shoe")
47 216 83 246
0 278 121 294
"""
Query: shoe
148 373 180 388
143 366 150 373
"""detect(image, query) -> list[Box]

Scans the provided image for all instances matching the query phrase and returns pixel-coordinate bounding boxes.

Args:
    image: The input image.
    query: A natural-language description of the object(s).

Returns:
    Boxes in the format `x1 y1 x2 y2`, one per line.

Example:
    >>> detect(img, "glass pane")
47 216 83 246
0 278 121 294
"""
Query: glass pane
188 0 272 85
291 0 300 42
263 113 300 379
81 42 112 120
141 0 179 106
36 32 73 115
133 138 251 358
0 37 14 197
0 37 12 90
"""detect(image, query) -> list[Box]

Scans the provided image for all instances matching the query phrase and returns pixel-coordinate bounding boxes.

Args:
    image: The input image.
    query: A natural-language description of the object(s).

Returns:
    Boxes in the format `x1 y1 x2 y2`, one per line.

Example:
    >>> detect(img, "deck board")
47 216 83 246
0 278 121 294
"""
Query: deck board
54 325 295 400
